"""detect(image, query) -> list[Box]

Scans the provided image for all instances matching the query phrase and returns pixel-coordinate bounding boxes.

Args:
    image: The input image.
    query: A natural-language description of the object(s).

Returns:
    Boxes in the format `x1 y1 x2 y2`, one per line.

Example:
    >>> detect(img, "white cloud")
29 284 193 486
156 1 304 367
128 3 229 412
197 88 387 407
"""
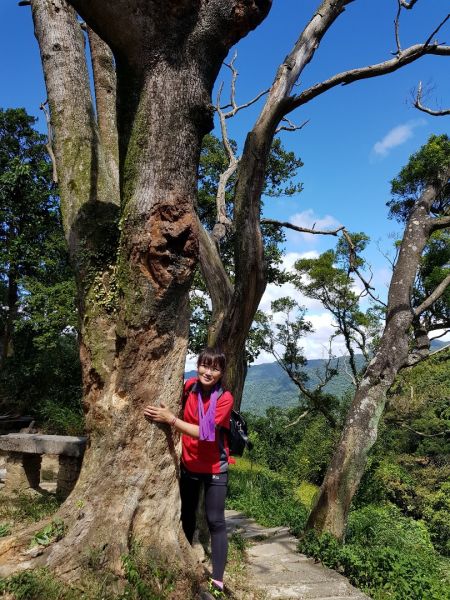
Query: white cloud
255 251 350 362
287 209 341 245
373 120 426 157
258 251 322 315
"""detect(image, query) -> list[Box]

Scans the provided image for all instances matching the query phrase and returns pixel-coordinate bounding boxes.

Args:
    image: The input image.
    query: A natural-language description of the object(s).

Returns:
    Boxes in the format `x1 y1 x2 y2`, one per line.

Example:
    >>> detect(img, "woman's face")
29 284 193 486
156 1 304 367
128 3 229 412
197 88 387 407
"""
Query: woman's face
197 362 222 391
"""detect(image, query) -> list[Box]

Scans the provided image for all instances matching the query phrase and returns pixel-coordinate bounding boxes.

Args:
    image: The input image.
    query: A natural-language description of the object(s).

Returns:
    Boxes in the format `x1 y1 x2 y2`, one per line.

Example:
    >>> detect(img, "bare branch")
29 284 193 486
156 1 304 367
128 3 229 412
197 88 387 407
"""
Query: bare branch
376 239 397 271
219 53 269 118
341 229 388 306
343 355 358 387
398 422 450 437
414 81 450 116
213 82 238 242
261 218 344 237
18 1 31 5
414 274 450 316
430 329 450 341
284 409 310 429
287 42 450 115
275 117 309 134
39 100 58 184
394 2 402 55
399 0 420 8
424 13 450 48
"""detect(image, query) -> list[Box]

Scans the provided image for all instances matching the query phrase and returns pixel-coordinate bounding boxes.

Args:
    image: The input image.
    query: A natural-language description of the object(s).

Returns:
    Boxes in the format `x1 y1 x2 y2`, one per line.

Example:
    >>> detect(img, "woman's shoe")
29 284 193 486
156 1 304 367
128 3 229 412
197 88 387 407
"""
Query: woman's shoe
207 579 226 598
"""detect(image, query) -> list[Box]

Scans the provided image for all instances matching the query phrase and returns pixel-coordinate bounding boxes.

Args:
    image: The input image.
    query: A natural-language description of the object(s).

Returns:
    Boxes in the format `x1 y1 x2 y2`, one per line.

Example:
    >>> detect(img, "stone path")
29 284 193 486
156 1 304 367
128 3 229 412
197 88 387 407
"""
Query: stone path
225 510 371 600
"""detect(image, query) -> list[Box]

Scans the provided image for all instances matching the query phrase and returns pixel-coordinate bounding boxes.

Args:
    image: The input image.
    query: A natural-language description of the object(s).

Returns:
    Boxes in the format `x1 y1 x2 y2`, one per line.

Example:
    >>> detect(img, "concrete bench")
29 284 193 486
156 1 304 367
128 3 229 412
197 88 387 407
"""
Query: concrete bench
0 433 87 499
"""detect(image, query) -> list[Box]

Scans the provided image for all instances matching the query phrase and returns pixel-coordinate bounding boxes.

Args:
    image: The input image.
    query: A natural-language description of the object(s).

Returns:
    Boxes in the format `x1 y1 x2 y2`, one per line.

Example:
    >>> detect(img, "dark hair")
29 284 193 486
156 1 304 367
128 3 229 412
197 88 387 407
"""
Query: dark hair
197 347 226 373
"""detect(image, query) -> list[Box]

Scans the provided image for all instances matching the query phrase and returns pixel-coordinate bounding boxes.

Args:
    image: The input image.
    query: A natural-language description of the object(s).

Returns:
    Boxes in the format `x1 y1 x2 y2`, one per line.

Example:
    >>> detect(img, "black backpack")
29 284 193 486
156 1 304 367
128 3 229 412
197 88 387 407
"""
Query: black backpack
228 409 252 457
183 381 252 457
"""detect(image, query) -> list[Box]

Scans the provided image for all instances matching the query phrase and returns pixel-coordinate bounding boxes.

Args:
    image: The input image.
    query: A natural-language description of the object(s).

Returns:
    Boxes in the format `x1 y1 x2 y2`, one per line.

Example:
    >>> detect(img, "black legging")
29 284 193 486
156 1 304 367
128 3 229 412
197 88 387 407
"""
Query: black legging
180 468 228 581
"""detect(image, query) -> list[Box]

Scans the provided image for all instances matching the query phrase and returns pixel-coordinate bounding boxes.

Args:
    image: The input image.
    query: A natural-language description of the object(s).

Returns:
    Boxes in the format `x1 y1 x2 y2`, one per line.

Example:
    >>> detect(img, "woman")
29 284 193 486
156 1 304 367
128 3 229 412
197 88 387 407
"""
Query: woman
144 348 234 597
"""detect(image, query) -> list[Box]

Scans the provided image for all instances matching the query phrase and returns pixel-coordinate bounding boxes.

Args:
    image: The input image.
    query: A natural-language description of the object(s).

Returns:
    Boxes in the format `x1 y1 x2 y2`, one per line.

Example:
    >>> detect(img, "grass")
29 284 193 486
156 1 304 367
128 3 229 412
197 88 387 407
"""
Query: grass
227 457 308 536
0 490 61 527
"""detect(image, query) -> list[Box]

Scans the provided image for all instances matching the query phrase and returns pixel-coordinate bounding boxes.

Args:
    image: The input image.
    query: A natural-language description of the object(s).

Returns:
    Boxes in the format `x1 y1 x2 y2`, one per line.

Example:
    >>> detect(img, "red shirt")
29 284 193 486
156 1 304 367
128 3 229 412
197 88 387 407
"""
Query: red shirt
181 377 234 474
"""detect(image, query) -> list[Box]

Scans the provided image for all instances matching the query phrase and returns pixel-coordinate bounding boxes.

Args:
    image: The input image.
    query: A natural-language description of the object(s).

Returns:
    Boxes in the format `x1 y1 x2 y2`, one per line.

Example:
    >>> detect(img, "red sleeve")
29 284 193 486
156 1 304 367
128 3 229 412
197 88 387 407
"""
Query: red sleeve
215 391 233 429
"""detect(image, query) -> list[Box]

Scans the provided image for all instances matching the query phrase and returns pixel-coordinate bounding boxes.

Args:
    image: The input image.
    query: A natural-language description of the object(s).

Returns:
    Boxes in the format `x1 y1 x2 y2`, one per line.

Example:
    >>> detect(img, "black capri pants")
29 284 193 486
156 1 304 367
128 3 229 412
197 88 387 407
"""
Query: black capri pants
180 465 228 581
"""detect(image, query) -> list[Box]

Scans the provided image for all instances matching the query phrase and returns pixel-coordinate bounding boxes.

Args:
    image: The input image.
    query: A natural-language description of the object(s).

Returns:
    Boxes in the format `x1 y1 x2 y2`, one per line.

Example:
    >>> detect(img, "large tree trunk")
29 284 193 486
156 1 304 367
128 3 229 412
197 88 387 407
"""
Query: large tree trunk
306 182 444 539
0 0 271 580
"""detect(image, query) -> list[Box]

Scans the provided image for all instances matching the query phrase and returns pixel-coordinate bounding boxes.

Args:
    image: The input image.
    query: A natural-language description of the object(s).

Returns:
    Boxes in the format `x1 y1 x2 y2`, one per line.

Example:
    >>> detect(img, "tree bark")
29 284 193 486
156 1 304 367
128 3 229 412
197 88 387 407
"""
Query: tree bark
306 182 444 539
0 0 272 580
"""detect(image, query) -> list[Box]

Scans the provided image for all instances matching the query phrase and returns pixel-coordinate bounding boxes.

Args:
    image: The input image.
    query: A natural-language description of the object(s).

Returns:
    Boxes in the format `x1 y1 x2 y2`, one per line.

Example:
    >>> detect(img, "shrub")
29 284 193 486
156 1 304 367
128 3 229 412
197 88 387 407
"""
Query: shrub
300 504 450 600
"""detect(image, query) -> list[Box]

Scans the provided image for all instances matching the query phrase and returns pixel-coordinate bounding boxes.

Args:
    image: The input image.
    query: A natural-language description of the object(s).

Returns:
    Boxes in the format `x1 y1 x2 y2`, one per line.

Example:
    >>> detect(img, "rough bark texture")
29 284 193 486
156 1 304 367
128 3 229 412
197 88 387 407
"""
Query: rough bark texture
87 26 119 195
306 182 447 539
0 0 272 580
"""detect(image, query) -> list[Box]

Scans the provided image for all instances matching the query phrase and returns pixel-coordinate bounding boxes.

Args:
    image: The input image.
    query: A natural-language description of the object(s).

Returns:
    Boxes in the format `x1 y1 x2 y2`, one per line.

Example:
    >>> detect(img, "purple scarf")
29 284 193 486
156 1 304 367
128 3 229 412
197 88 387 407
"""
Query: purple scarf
198 385 220 441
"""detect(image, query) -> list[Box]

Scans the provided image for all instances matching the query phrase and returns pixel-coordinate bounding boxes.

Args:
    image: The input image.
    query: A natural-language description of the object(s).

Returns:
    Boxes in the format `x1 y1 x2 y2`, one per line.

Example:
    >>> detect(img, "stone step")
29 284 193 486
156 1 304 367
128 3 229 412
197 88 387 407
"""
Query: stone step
224 510 371 600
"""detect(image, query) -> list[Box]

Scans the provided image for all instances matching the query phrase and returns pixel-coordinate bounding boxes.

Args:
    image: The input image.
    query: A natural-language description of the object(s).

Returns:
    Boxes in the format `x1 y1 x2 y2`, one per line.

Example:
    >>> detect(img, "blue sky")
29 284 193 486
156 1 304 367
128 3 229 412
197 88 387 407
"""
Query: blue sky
1 0 449 362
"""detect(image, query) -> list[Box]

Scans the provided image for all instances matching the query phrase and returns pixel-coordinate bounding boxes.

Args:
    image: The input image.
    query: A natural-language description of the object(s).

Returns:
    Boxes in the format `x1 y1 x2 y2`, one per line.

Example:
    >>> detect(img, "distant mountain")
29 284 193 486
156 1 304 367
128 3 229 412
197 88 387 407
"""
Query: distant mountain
186 341 449 416
187 356 362 416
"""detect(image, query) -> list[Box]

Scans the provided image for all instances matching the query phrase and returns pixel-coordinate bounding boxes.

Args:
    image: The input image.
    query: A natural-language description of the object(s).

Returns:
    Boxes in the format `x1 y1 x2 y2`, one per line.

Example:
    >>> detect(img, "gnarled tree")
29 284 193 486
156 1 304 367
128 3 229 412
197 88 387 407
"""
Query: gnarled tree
0 0 271 580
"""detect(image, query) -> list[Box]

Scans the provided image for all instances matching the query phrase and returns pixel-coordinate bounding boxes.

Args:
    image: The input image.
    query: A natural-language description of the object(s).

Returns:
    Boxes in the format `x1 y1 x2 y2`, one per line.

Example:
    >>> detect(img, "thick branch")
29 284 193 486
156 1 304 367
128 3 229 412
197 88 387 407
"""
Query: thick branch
399 0 420 8
287 43 450 114
414 274 450 316
284 409 310 429
86 26 119 194
431 215 450 230
31 0 119 247
261 218 344 237
397 422 450 437
197 216 233 345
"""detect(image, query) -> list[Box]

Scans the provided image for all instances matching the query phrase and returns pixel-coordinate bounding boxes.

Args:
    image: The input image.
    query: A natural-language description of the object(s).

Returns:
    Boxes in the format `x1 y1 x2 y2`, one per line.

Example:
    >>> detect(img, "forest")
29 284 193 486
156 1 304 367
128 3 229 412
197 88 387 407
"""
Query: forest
1 0 450 598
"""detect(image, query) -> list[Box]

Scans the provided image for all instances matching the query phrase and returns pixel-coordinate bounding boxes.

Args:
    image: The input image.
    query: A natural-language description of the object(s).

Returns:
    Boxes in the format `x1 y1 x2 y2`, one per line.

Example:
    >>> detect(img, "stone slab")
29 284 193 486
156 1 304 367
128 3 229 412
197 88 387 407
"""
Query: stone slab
0 434 87 457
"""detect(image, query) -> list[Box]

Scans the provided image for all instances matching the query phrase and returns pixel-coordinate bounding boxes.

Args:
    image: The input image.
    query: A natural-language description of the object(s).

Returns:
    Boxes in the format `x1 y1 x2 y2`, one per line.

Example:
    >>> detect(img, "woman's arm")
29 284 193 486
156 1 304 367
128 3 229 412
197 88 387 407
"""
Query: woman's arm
144 402 199 439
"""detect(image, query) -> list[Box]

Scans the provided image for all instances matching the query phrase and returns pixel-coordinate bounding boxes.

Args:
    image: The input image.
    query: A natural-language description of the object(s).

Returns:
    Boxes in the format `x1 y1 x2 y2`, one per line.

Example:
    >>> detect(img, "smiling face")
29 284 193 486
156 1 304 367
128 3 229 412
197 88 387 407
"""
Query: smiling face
197 362 222 392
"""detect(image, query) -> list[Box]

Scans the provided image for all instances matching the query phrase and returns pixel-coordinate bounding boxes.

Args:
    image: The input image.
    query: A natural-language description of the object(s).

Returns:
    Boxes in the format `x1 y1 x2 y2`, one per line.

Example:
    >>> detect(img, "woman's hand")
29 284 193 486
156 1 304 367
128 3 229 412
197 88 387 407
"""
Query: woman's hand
143 402 175 424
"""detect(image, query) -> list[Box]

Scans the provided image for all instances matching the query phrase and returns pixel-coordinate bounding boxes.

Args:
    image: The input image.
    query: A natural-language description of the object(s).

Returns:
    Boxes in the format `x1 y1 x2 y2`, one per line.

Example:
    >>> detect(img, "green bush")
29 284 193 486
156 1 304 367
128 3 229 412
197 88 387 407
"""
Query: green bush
0 330 84 436
285 416 337 484
227 458 307 535
422 481 450 556
300 504 450 600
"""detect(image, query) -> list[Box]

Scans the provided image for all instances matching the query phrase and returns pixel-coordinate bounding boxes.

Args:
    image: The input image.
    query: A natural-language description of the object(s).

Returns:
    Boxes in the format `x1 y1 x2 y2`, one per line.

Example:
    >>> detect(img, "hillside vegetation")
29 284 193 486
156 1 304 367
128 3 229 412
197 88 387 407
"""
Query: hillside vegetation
228 345 450 599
